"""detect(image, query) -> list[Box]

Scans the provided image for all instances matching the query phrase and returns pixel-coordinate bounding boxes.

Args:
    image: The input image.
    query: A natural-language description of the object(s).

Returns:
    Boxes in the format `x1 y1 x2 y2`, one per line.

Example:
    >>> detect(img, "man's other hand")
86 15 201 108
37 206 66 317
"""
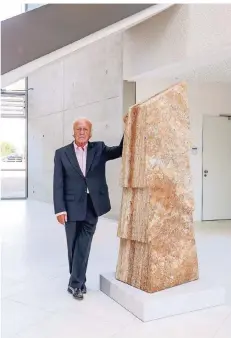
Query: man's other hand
57 213 67 225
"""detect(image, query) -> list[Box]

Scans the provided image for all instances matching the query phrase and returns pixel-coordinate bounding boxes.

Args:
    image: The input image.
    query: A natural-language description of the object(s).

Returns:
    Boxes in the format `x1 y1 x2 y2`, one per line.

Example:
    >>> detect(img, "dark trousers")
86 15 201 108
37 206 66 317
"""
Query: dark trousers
65 194 98 289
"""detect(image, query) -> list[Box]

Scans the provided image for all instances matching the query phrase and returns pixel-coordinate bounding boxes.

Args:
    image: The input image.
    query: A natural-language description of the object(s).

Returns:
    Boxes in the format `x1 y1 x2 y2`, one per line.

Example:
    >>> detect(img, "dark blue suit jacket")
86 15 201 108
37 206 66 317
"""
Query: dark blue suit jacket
53 137 123 221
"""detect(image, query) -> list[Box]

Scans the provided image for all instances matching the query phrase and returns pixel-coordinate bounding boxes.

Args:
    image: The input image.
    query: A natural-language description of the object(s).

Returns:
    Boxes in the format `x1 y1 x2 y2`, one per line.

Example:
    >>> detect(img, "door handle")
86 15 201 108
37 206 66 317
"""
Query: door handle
204 170 208 174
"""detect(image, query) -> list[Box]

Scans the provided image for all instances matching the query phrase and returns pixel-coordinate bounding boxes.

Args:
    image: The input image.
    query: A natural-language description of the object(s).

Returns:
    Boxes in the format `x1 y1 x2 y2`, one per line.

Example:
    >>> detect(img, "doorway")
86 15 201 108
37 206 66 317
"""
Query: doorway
202 116 231 220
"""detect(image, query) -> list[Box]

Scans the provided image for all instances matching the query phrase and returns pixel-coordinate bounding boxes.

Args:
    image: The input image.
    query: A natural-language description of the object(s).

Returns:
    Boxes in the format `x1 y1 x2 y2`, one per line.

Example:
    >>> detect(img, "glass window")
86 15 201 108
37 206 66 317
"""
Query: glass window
1 80 26 117
4 79 26 91
1 93 26 116
0 118 27 198
25 4 45 12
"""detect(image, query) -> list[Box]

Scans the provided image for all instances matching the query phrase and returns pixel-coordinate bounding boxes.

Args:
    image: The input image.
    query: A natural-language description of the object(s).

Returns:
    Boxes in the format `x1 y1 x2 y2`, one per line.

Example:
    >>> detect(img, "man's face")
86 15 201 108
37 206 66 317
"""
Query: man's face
73 120 91 145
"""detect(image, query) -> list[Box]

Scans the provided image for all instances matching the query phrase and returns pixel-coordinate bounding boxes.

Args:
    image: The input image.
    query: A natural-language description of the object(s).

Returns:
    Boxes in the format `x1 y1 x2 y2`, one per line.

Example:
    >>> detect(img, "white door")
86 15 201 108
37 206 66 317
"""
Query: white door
202 116 231 220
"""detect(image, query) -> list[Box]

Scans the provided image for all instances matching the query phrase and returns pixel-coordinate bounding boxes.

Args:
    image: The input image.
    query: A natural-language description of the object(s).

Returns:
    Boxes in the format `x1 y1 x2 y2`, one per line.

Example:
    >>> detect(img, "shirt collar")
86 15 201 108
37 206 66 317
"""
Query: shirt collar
73 142 88 151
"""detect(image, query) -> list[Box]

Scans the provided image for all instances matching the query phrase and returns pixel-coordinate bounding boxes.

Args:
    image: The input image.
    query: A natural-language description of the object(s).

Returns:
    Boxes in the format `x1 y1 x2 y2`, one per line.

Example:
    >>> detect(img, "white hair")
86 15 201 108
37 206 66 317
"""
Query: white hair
73 117 92 128
73 117 92 136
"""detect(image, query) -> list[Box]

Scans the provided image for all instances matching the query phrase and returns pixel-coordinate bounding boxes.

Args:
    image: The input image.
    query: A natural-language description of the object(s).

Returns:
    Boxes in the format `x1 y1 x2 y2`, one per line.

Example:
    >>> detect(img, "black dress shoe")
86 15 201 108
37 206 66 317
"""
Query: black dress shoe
81 285 87 294
67 286 84 300
73 288 84 300
67 286 74 294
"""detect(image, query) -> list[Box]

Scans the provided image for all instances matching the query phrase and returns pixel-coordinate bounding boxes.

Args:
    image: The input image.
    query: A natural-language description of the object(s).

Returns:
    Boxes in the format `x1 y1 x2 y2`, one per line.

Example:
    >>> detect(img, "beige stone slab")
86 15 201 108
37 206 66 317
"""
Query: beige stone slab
116 236 198 293
116 82 199 293
118 185 194 244
121 82 192 188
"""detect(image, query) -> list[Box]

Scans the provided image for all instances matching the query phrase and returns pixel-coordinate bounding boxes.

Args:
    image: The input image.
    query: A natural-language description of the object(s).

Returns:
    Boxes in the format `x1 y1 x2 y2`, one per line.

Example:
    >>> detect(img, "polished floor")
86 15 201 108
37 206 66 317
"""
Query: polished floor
0 200 231 338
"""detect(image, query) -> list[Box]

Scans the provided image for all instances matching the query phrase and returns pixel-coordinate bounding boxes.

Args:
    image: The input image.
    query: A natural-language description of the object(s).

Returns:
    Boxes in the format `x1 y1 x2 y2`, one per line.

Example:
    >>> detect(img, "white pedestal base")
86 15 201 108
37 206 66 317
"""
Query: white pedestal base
100 272 225 322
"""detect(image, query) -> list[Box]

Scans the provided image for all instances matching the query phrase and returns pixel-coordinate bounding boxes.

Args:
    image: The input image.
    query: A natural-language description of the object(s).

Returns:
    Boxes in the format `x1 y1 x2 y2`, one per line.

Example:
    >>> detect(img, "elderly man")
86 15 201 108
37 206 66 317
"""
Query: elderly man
53 118 123 300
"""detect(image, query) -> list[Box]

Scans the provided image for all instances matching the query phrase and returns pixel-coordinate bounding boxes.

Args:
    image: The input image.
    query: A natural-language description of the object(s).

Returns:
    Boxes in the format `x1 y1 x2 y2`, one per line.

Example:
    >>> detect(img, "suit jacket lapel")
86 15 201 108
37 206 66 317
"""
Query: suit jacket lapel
86 142 96 174
65 143 84 177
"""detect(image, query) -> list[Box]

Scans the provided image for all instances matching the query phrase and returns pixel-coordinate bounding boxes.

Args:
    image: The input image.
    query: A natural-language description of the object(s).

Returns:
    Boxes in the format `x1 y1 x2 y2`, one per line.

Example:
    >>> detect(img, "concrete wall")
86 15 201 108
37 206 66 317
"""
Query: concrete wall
136 78 231 221
28 34 124 219
123 4 231 80
123 5 188 80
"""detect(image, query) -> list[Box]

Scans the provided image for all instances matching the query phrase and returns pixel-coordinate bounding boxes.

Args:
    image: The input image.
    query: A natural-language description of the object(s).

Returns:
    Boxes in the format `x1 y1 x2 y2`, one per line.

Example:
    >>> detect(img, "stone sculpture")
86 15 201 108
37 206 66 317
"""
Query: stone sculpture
116 82 199 293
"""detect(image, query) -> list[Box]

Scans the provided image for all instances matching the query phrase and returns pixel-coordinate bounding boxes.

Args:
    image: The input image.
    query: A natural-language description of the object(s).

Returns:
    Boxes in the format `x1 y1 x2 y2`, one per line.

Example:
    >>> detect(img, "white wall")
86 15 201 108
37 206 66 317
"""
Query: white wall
136 78 231 221
123 5 188 80
28 34 124 219
123 4 231 80
188 5 231 54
